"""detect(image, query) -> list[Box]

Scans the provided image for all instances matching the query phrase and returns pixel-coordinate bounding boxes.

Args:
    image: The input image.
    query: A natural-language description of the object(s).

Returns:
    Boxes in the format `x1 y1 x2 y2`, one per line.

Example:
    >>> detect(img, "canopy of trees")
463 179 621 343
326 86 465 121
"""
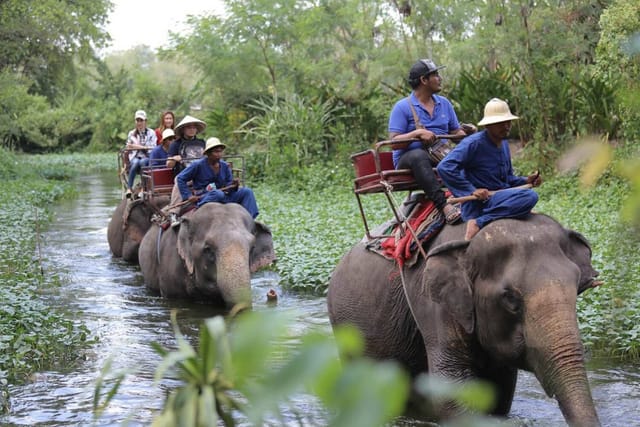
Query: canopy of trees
0 0 638 171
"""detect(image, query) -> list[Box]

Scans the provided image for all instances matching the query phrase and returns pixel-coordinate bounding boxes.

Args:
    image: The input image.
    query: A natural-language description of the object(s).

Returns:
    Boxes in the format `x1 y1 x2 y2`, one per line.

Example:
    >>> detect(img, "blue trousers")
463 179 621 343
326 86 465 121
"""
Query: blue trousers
196 187 259 218
128 157 149 189
462 188 538 229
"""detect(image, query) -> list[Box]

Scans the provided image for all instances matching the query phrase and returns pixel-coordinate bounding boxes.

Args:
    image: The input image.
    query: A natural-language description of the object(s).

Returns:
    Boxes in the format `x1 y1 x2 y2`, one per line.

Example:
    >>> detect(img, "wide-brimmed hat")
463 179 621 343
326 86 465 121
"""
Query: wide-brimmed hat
477 98 519 126
134 110 147 120
175 115 206 135
204 137 226 153
161 128 176 141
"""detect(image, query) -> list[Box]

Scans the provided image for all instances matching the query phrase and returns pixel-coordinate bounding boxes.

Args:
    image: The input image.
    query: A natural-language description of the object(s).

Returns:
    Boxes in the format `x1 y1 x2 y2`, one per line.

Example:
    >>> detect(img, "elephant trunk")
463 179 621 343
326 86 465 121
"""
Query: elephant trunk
215 244 252 309
525 286 600 427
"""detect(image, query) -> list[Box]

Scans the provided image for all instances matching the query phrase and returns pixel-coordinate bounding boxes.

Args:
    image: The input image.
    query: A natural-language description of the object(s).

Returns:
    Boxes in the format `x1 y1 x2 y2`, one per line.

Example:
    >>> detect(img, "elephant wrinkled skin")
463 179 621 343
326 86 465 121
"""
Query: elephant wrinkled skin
138 202 276 308
327 214 601 426
107 195 169 264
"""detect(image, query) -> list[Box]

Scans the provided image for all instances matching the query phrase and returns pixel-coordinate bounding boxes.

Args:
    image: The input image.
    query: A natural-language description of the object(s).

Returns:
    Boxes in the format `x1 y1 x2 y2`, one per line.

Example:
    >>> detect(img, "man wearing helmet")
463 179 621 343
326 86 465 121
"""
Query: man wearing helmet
437 98 543 240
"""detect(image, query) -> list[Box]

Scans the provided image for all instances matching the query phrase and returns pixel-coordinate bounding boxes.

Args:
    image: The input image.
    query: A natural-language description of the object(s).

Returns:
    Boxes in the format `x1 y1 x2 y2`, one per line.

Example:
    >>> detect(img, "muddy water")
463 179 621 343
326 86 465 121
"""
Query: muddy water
1 172 638 426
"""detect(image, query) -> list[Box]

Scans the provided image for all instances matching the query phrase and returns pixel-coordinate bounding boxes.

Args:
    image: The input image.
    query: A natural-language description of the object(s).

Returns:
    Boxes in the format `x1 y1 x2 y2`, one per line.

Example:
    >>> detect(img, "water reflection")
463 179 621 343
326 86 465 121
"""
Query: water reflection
1 172 638 427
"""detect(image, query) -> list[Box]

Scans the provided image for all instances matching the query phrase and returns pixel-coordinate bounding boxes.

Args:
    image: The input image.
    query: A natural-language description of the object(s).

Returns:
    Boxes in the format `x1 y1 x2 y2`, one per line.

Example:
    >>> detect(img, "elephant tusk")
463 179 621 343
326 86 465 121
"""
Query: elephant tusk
591 279 604 288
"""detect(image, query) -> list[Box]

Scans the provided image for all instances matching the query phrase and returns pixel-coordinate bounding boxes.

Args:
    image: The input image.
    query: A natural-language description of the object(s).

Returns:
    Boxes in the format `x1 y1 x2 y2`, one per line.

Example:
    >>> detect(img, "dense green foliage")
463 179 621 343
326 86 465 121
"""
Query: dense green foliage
1 0 638 165
0 150 115 412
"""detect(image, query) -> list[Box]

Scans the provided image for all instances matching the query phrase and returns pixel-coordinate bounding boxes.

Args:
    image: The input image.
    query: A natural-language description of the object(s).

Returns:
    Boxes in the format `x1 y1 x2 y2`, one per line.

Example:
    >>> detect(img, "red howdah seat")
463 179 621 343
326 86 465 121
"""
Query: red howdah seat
142 166 175 197
350 137 457 258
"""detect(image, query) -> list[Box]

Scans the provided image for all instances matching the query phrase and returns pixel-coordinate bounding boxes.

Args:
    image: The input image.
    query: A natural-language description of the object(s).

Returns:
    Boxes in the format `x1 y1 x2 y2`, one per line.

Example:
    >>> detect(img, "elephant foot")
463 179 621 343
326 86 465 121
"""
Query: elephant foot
465 219 480 241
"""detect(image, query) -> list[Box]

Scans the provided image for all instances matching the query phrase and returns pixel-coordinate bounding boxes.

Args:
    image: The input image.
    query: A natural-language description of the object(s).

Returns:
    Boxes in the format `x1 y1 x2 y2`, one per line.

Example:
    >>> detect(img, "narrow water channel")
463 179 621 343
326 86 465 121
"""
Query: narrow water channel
1 172 638 426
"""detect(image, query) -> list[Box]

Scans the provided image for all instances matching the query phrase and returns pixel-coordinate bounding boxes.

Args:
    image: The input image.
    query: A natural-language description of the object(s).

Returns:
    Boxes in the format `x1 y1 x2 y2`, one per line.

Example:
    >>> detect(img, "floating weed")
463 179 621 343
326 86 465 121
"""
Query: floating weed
255 183 390 293
0 148 100 409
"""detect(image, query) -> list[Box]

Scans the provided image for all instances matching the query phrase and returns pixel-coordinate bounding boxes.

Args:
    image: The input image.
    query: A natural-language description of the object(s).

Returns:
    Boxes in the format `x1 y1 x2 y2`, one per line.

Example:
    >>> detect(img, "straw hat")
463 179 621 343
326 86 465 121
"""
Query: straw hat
477 98 519 126
175 115 206 135
204 137 226 153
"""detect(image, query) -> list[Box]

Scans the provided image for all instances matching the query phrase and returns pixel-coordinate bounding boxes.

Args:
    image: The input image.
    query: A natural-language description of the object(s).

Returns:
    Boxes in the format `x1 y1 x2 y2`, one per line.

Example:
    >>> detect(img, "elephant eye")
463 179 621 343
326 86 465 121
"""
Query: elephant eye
501 287 523 315
203 245 215 260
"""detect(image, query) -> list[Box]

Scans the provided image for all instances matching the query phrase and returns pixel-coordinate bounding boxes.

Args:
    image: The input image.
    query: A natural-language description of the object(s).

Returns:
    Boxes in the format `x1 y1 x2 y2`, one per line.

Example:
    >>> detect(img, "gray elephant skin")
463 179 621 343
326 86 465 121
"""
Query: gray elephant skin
138 202 276 308
107 196 169 264
328 213 601 426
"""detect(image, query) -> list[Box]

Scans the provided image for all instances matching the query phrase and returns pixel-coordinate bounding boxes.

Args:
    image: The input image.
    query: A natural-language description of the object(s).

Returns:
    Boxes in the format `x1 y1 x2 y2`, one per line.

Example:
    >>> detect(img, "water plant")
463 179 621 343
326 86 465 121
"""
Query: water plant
0 150 113 411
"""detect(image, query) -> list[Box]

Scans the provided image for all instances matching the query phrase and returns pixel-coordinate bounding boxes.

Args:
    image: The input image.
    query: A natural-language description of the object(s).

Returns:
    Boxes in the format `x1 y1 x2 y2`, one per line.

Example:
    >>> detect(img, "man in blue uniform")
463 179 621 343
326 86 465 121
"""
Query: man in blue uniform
175 137 259 222
388 59 474 224
437 98 543 240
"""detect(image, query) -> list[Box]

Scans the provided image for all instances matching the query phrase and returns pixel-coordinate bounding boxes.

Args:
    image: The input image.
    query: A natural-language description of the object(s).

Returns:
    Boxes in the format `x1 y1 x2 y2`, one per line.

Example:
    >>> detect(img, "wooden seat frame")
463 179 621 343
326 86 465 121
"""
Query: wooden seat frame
136 154 246 201
351 136 461 259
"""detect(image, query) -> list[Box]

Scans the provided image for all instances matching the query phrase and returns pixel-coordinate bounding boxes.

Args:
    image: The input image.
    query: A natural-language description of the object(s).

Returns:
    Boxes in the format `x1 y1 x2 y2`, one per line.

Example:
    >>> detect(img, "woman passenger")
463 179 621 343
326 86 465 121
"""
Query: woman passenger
155 110 175 145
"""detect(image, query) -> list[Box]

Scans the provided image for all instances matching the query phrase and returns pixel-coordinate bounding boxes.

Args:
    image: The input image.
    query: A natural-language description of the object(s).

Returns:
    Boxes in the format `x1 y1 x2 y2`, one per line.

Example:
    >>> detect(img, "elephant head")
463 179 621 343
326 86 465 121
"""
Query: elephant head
175 202 276 308
412 214 600 426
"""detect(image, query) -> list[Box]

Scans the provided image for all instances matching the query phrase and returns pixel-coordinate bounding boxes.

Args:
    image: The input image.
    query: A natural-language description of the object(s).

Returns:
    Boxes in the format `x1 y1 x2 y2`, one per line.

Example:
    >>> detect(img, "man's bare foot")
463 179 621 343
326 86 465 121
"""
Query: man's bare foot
465 219 480 241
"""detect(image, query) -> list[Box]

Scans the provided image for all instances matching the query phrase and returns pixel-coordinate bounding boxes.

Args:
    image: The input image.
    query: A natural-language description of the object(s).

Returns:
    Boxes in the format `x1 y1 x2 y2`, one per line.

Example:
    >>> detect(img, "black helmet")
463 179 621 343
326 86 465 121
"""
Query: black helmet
408 59 446 88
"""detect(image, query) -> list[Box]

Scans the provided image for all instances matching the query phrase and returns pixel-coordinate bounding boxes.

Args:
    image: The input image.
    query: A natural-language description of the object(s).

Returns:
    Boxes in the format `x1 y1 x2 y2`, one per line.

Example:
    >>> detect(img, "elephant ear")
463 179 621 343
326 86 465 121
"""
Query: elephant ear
250 221 276 273
424 240 475 334
565 229 600 294
177 217 195 276
122 199 144 228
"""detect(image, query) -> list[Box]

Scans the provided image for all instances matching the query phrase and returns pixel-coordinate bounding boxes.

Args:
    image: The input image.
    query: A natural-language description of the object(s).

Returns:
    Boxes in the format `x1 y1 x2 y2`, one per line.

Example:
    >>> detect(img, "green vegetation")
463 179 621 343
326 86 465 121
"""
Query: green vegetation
148 310 409 427
0 150 116 412
2 0 640 424
1 0 638 161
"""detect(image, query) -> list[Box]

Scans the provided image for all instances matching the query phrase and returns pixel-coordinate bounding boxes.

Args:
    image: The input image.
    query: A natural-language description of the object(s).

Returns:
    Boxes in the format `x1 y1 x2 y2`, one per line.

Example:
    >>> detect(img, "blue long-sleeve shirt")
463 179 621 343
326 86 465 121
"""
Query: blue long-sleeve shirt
175 157 233 201
437 130 526 197
149 145 169 167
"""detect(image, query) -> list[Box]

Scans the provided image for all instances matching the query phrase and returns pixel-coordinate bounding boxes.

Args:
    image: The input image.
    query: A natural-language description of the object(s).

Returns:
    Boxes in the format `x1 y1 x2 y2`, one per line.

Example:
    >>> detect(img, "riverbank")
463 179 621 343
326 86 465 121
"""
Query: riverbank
0 151 117 411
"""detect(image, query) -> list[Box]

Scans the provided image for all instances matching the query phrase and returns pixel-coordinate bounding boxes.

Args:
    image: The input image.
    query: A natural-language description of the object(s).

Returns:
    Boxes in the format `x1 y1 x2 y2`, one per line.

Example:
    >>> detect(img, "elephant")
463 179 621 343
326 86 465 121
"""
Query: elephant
138 202 276 308
327 213 601 426
107 195 170 263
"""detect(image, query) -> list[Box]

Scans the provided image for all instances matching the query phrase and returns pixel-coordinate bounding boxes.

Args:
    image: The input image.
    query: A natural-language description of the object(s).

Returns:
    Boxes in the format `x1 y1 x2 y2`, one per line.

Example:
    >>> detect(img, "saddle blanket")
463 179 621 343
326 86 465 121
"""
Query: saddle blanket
366 197 445 267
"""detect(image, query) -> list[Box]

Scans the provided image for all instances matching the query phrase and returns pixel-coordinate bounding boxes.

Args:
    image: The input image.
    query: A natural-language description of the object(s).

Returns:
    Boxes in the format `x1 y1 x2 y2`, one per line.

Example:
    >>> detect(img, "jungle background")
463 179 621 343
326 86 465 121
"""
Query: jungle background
1 0 639 424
